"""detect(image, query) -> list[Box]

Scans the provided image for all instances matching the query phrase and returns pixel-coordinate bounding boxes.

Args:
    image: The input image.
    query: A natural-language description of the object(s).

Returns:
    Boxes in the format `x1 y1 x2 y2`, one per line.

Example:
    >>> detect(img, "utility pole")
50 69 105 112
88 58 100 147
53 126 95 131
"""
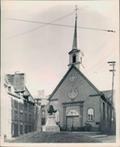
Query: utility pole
108 61 116 134
108 61 116 105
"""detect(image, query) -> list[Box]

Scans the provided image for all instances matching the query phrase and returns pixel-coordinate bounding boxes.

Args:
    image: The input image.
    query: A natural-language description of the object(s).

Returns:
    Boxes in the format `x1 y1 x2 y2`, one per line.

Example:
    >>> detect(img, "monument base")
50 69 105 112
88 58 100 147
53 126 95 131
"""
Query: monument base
45 114 60 132
46 126 60 132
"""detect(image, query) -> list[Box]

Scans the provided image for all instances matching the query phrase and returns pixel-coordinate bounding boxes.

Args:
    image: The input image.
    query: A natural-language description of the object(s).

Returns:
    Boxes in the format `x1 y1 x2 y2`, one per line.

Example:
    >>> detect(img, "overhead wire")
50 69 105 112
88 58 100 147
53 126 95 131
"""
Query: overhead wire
82 35 115 73
83 49 115 75
8 17 116 32
5 8 117 85
6 10 75 39
6 9 116 64
6 9 116 39
7 17 114 33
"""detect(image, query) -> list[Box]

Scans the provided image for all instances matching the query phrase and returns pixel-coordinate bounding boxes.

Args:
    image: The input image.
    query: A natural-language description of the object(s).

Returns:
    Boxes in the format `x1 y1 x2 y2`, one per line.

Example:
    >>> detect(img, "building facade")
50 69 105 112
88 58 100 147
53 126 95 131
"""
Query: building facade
34 98 42 132
2 73 41 139
48 13 115 133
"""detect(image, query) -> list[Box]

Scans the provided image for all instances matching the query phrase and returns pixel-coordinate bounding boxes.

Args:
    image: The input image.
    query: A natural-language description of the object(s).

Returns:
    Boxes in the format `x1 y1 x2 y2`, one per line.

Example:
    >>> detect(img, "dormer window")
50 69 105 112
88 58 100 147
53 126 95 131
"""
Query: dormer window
23 90 29 99
72 55 76 63
8 86 11 92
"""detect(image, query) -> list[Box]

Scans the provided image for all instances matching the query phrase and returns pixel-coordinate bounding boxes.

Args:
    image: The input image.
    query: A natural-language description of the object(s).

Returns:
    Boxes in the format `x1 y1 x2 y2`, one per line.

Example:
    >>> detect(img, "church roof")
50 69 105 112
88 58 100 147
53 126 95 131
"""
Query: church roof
49 65 100 100
101 90 112 102
49 66 113 106
68 49 80 54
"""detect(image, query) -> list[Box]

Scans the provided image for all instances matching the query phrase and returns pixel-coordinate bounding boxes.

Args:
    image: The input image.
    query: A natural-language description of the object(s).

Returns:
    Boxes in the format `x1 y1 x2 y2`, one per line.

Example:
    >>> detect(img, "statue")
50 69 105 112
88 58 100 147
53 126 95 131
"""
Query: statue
47 105 57 115
45 105 60 132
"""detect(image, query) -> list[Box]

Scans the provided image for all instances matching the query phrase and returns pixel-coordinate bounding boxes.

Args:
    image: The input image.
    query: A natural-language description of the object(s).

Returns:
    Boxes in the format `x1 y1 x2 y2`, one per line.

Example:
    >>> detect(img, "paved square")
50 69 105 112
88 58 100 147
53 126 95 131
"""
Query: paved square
7 132 116 143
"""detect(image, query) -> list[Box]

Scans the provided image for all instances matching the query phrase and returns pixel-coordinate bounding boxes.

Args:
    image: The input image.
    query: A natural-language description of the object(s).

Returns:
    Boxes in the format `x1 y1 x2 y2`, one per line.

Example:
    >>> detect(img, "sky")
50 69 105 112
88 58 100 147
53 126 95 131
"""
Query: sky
1 0 119 97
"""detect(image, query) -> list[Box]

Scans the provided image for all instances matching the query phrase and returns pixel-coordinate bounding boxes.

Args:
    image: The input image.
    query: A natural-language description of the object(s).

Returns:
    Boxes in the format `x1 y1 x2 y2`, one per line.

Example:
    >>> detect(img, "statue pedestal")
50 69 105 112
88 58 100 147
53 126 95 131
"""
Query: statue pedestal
45 114 60 132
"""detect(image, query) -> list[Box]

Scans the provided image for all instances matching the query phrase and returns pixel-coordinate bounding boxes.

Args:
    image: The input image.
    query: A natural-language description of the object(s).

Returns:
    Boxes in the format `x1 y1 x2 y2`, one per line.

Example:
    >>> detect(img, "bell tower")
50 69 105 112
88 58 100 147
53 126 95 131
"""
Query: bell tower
68 6 81 70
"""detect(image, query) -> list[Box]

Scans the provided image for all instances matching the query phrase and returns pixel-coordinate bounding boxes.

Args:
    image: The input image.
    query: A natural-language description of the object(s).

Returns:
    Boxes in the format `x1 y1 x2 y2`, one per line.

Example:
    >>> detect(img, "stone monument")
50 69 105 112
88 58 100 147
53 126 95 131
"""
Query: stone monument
45 105 60 132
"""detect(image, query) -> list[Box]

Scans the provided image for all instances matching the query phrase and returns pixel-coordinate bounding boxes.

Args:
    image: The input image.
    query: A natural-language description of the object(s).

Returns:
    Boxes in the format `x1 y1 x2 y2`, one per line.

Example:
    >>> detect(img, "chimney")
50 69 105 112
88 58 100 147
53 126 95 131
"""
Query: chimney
13 72 25 92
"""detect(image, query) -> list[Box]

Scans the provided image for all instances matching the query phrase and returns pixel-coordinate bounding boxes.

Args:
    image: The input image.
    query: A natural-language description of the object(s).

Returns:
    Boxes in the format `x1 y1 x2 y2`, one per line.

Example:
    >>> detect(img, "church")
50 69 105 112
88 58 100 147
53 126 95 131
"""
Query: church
48 10 115 133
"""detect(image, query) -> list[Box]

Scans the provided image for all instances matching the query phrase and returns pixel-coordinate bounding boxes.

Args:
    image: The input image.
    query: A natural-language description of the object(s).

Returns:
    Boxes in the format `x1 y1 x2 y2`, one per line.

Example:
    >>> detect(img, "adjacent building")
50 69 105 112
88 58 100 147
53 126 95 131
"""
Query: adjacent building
34 98 42 132
2 72 41 139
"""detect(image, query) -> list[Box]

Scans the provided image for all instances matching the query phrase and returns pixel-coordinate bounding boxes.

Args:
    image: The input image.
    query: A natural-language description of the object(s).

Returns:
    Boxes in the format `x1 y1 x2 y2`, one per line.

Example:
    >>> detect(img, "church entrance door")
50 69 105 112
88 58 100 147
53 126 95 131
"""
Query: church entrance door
66 116 80 131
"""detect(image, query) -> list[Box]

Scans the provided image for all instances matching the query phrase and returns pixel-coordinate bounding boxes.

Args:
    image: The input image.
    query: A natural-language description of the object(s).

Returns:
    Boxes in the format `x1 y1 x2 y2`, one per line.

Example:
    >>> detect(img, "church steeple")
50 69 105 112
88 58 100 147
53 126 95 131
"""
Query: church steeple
68 6 81 70
72 9 77 50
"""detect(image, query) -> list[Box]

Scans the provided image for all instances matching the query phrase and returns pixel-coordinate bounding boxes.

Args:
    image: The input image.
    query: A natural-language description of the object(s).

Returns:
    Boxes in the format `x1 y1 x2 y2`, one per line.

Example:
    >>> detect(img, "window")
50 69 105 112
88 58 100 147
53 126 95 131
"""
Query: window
8 86 11 92
24 113 27 122
19 103 23 111
11 109 14 121
14 100 18 109
103 102 105 120
20 112 23 121
12 123 18 137
107 104 109 120
29 125 31 132
20 125 23 134
11 98 13 108
14 110 18 121
88 108 94 121
72 55 76 63
24 102 27 111
25 125 28 133
29 103 33 112
29 114 32 122
11 123 14 137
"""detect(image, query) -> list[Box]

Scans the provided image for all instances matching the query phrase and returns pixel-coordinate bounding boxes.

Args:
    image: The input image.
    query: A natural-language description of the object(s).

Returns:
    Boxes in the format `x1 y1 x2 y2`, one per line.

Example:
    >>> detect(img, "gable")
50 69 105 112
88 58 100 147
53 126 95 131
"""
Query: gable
49 66 100 102
24 87 34 103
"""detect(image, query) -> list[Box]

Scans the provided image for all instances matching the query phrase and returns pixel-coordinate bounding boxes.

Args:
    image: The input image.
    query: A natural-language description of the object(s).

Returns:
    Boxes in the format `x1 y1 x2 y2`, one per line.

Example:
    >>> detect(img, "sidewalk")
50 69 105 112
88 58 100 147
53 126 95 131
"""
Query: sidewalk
70 131 116 143
89 134 116 143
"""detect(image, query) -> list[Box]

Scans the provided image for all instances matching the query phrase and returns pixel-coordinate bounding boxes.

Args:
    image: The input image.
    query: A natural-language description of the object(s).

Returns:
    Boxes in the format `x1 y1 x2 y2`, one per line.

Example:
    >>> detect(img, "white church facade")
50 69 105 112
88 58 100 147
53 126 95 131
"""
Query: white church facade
48 11 115 133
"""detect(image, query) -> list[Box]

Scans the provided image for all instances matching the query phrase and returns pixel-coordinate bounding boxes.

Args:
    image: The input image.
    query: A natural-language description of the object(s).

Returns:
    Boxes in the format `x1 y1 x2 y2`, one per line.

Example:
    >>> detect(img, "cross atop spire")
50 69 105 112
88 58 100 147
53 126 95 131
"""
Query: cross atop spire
72 5 78 50
75 5 78 19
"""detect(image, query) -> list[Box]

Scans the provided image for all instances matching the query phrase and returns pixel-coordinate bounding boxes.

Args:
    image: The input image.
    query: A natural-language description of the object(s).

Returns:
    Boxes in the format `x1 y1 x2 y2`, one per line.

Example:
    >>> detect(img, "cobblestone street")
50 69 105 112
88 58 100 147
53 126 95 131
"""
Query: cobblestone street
7 132 116 143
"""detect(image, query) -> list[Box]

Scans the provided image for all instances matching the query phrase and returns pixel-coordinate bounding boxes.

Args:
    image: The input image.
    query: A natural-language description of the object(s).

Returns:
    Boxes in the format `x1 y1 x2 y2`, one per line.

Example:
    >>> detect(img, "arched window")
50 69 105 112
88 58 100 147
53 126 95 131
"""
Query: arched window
72 55 76 63
88 108 94 121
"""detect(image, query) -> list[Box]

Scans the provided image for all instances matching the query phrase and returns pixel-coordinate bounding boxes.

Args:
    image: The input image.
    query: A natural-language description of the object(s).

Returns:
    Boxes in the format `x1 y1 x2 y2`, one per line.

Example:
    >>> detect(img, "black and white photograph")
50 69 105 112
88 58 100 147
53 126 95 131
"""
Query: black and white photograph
1 0 119 146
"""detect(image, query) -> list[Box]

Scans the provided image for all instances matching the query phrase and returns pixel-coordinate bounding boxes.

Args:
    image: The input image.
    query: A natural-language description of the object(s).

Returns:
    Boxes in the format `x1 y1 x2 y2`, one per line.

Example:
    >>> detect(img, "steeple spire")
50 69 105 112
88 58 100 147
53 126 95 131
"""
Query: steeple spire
68 6 84 70
72 5 78 50
68 6 80 70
